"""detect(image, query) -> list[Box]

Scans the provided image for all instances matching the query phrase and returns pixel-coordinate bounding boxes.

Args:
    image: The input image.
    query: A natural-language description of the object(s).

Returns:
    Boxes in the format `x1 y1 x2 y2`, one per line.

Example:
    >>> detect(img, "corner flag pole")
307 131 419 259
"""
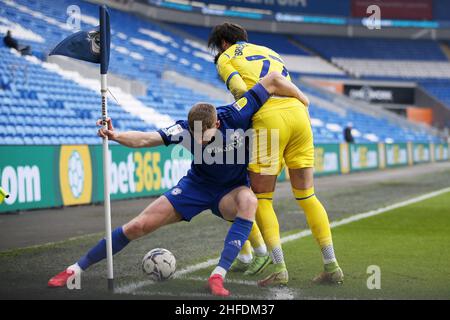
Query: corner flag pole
99 5 113 292
48 4 113 292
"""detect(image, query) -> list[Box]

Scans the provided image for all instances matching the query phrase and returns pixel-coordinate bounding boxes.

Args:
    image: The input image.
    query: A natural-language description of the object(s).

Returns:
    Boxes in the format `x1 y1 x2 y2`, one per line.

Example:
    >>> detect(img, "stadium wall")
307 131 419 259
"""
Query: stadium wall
113 0 450 40
0 142 448 213
87 0 450 40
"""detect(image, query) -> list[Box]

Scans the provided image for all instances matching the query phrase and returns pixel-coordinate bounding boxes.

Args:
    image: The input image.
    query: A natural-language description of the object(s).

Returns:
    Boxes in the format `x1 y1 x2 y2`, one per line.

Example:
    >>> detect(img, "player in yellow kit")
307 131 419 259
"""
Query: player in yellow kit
208 23 343 286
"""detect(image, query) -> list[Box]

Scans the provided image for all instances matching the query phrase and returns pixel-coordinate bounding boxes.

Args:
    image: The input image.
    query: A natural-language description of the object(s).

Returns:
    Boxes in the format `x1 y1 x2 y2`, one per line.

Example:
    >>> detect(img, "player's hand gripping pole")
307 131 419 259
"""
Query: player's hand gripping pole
99 5 113 292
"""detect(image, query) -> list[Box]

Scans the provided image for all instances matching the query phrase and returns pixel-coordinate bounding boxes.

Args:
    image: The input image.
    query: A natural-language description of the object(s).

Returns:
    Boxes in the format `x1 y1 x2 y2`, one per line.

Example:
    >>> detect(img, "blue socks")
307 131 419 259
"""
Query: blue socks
77 219 253 274
218 217 254 271
77 226 130 270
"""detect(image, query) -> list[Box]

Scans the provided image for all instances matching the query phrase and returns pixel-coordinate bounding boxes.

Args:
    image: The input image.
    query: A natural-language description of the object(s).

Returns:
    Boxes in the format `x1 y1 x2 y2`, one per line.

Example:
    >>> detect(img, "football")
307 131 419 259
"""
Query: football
141 248 176 281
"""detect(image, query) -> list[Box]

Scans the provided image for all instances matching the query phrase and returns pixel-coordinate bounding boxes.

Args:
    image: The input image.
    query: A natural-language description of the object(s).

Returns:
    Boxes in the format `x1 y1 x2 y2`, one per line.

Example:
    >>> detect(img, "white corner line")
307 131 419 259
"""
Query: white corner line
116 187 450 294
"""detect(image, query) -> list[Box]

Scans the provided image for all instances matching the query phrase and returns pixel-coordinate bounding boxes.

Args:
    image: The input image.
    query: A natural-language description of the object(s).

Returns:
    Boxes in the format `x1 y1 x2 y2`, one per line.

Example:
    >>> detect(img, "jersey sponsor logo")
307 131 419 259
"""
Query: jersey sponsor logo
171 187 182 196
234 43 245 57
165 124 184 136
233 97 248 111
205 131 244 155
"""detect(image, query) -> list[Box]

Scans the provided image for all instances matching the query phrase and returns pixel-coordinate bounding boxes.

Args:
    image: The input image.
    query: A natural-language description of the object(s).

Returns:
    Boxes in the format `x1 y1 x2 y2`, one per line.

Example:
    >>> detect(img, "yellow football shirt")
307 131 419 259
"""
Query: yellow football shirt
216 41 291 101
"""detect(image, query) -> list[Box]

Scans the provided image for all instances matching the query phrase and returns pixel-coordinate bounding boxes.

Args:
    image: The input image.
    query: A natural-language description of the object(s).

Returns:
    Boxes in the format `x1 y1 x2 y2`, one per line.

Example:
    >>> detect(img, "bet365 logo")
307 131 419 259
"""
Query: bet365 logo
66 272 81 290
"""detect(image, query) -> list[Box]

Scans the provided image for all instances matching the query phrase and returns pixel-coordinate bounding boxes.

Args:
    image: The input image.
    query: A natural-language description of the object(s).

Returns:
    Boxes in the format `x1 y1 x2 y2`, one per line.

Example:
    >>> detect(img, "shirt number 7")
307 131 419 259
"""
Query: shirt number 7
245 55 289 78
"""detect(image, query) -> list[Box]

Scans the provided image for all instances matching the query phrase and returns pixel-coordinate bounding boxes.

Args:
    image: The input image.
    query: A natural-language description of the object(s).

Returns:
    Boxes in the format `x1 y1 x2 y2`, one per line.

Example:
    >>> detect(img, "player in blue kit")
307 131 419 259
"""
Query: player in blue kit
47 72 307 296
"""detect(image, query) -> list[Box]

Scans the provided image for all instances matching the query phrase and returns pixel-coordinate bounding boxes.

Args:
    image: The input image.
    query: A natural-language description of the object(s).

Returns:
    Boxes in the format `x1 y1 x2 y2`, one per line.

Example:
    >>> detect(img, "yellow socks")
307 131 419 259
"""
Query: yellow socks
237 223 268 262
237 240 253 263
293 187 337 266
248 222 268 256
255 192 285 265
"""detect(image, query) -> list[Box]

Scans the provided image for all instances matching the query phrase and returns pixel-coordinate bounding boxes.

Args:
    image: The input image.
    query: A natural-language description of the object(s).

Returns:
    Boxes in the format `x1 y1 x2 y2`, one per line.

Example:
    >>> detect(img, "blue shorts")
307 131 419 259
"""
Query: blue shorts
164 175 249 222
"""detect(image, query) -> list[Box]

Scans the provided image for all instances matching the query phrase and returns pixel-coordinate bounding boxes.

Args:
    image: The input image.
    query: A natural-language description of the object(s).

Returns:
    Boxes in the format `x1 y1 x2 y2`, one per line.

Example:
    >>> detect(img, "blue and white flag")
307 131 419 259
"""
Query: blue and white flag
50 6 110 74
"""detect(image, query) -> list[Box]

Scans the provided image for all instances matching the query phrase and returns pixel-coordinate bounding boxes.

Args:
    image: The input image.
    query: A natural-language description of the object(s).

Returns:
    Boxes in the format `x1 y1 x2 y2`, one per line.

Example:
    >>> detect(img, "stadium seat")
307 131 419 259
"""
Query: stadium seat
0 0 444 145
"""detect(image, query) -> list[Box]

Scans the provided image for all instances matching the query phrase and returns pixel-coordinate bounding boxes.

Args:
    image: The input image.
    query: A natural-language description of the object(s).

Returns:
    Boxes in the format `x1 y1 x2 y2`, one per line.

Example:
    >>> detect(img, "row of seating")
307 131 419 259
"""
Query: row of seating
294 36 448 61
0 0 445 146
420 80 450 111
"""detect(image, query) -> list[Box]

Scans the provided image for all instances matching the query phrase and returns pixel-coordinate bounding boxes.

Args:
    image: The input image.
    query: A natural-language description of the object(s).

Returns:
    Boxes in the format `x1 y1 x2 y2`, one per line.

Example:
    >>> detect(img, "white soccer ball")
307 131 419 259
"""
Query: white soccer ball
142 248 176 281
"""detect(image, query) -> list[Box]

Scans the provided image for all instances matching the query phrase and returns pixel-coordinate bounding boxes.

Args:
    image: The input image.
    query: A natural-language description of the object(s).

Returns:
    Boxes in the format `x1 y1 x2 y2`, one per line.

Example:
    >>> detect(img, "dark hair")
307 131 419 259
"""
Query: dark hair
207 23 248 53
214 52 220 64
188 103 217 133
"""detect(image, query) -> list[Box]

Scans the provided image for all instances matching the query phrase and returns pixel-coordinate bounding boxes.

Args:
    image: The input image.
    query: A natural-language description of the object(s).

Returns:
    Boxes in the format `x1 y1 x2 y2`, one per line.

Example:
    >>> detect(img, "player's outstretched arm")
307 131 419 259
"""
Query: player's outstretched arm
96 118 164 148
260 72 310 107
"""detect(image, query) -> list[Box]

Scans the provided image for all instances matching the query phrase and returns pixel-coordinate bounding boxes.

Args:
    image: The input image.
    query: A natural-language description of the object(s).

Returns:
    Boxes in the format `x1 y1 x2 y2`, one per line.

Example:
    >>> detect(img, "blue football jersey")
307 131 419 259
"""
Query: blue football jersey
158 83 270 187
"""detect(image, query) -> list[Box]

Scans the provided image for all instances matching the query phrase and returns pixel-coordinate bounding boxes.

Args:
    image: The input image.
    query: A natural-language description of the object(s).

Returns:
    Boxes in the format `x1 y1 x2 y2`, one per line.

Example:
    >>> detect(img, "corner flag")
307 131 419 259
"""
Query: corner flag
50 5 114 292
49 6 110 73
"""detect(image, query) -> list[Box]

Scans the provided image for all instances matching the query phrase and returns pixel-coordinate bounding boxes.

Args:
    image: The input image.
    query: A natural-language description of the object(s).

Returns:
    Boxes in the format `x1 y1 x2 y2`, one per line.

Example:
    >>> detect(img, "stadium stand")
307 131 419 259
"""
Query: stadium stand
0 0 224 145
294 36 448 61
420 80 450 108
0 0 445 146
169 23 347 78
434 0 450 21
0 45 157 145
293 35 450 80
300 84 439 143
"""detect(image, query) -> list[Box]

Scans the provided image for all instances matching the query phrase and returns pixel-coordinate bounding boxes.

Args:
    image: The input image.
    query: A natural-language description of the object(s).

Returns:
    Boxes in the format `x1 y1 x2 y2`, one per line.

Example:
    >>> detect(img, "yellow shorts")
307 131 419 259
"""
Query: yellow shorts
248 97 314 175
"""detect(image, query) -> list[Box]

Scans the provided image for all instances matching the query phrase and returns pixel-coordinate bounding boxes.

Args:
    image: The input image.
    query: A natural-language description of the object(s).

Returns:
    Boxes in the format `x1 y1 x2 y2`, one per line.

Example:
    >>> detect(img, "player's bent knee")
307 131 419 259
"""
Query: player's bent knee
236 192 257 220
246 194 258 213
123 219 147 240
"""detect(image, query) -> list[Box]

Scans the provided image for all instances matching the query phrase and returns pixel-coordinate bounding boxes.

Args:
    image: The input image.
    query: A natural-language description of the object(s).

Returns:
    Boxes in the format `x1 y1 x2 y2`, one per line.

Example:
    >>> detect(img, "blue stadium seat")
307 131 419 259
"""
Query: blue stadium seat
293 36 448 61
0 0 444 145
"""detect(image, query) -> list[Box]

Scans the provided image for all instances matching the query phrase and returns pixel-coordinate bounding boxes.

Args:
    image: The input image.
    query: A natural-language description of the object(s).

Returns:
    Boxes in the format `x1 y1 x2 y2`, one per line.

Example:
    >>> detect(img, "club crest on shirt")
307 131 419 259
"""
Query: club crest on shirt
171 187 182 195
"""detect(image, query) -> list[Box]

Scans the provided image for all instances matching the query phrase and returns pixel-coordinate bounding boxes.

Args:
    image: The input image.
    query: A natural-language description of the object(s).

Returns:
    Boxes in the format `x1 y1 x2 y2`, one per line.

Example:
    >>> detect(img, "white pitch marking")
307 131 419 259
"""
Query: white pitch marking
115 187 450 294
173 258 219 279
114 280 155 294
269 286 296 300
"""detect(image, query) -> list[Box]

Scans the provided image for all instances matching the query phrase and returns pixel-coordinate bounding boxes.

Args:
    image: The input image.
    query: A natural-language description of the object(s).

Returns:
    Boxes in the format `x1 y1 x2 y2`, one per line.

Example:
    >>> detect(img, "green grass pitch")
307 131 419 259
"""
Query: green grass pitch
136 191 450 300
0 173 449 300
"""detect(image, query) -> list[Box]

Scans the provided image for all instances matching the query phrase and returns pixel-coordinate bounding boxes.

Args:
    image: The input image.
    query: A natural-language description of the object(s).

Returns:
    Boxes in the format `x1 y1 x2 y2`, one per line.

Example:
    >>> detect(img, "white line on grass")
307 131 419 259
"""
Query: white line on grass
116 187 450 295
174 258 219 278
282 186 450 244
115 280 155 294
